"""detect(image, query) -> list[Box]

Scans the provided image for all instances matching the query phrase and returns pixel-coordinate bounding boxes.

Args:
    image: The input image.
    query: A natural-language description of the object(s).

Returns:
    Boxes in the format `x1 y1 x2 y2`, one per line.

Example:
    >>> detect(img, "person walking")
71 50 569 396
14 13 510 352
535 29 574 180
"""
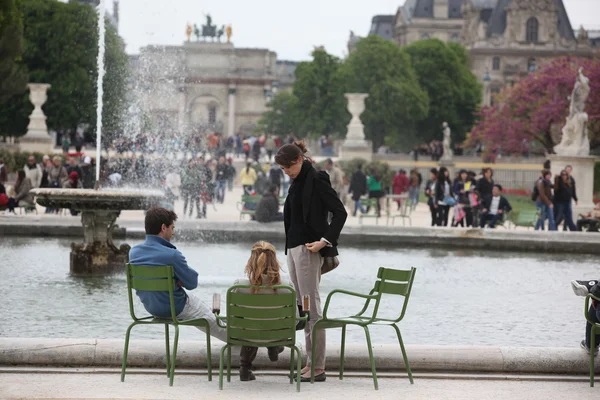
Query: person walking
348 164 367 216
215 156 228 204
535 169 556 231
275 141 347 382
554 169 577 231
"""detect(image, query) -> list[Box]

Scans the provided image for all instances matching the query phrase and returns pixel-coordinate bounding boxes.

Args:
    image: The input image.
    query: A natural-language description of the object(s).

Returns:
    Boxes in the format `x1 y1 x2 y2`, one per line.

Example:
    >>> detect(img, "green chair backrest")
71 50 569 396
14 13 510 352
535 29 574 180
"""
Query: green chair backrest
360 198 379 208
125 264 177 322
242 195 262 203
372 267 416 323
225 284 298 347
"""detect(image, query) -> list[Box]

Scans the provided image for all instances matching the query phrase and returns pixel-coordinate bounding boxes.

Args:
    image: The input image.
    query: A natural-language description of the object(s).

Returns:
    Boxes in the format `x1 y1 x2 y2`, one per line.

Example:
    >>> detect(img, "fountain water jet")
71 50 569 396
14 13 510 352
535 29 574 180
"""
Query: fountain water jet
31 0 163 275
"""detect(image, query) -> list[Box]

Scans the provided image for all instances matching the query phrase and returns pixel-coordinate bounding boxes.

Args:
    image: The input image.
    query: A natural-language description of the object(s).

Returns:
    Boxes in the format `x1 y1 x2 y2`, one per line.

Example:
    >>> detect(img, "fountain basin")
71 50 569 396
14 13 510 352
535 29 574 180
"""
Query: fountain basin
31 188 164 275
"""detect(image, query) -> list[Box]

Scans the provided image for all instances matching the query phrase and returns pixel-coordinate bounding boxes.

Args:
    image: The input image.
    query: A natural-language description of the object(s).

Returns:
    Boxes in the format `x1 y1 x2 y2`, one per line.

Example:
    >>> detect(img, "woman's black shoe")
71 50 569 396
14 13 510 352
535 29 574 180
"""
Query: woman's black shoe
297 372 326 382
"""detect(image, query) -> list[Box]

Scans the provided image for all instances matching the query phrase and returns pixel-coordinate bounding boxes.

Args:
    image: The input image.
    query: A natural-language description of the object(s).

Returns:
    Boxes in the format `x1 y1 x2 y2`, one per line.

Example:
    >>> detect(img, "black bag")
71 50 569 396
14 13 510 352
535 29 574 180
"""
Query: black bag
321 256 339 275
531 180 539 201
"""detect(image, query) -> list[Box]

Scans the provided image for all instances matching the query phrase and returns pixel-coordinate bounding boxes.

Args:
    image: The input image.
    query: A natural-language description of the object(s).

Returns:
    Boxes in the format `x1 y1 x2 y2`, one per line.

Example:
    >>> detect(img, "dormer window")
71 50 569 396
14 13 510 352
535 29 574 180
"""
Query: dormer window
526 17 538 43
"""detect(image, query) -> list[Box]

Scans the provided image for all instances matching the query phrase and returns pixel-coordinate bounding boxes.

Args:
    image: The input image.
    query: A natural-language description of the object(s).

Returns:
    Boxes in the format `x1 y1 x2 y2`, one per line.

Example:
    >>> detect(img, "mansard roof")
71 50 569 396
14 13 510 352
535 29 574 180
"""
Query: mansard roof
486 0 575 40
370 15 395 40
411 0 464 19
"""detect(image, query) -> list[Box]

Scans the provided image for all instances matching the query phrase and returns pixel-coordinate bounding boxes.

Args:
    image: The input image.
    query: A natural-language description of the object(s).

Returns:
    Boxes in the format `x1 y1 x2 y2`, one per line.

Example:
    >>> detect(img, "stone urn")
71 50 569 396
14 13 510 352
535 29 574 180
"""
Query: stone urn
341 93 372 161
19 83 53 153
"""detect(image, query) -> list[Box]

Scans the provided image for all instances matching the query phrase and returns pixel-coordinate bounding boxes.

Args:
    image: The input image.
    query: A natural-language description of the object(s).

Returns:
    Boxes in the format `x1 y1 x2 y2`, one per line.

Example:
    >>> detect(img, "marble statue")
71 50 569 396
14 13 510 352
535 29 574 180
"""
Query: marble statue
226 25 232 42
185 23 192 42
441 122 453 160
554 68 590 156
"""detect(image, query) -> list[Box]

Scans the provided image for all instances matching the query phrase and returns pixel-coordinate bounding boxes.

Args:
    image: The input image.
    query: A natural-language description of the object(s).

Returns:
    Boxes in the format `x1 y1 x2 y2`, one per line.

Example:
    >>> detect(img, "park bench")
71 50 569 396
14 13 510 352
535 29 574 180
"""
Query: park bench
508 209 539 230
237 195 261 220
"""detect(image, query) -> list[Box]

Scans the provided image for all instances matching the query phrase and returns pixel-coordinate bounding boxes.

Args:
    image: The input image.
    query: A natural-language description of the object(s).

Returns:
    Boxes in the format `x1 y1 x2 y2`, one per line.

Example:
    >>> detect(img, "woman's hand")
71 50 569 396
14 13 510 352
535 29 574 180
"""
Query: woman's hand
305 241 326 253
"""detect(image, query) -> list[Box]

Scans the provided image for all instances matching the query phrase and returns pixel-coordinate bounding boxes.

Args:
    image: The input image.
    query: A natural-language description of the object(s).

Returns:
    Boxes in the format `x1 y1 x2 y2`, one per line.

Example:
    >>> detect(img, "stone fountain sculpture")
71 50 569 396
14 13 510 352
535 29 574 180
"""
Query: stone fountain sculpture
340 93 372 161
31 188 163 275
550 67 597 215
18 84 54 154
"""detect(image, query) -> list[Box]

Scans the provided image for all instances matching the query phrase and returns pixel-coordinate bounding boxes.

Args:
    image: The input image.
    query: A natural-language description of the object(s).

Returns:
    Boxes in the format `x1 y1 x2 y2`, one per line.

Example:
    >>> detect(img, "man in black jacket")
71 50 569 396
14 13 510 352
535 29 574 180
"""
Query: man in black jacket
348 164 367 216
479 184 512 228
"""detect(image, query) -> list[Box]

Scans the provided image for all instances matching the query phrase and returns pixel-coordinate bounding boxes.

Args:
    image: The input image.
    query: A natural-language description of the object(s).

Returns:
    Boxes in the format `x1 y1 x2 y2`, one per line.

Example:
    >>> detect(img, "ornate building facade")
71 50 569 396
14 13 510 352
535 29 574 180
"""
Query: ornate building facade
132 40 293 137
354 0 596 105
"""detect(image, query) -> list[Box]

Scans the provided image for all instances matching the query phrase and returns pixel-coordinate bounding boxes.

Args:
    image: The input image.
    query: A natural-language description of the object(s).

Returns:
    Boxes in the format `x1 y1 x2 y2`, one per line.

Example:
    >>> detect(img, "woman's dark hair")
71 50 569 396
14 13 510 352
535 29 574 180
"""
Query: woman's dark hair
274 141 310 168
437 167 449 182
15 170 26 191
145 207 178 235
246 162 251 174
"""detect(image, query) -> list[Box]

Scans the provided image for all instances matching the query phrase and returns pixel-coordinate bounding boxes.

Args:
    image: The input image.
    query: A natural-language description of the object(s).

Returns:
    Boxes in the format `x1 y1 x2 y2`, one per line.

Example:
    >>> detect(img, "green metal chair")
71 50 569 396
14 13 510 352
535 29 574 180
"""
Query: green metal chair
121 264 213 386
359 198 382 225
216 284 308 392
584 292 600 387
310 267 417 390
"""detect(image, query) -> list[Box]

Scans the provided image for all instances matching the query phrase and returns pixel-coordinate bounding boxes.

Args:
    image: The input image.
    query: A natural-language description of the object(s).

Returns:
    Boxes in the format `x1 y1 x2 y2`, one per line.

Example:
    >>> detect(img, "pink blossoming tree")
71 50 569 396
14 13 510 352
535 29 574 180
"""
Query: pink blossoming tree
467 57 600 159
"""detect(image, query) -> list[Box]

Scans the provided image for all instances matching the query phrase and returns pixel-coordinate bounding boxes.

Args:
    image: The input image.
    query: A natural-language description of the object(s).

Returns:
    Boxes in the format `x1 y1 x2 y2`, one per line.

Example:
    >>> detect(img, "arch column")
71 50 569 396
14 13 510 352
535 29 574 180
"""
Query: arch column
227 84 236 137
177 87 187 133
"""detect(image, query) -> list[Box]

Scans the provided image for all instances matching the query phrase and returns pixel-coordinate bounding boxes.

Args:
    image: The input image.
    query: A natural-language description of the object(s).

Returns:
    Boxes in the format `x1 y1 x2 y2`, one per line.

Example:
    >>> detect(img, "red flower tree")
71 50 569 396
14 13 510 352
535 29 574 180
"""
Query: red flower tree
467 57 600 158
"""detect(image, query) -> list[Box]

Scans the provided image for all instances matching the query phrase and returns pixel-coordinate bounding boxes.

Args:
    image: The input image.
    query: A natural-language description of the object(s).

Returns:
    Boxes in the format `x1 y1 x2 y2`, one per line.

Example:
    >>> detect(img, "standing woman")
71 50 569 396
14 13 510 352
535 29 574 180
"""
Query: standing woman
239 162 257 195
275 141 347 382
435 167 452 226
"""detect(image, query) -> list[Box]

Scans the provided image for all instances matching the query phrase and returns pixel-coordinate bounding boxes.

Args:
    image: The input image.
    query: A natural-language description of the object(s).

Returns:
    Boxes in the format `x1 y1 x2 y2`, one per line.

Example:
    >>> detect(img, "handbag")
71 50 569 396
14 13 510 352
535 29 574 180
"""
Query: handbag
443 196 456 206
321 256 339 275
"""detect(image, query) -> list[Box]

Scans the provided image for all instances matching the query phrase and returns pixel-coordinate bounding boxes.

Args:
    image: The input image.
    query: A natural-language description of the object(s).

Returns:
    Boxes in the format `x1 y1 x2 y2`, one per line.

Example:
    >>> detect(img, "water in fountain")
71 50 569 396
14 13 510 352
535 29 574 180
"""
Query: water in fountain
95 0 106 184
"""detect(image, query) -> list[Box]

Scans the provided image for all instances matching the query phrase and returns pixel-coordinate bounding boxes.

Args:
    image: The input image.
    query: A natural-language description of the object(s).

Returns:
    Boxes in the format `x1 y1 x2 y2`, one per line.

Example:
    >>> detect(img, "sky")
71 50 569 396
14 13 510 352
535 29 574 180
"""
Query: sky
104 0 599 61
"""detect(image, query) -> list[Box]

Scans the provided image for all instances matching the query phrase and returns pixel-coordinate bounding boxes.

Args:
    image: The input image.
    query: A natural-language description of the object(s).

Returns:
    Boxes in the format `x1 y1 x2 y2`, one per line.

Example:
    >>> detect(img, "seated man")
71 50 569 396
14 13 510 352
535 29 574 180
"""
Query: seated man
576 202 600 232
254 185 283 223
479 184 512 228
129 207 226 341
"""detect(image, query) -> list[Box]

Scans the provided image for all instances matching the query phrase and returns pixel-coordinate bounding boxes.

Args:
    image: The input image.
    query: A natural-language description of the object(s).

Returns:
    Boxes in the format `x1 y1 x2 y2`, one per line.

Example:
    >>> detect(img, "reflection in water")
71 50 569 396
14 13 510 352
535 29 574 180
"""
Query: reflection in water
1 237 596 347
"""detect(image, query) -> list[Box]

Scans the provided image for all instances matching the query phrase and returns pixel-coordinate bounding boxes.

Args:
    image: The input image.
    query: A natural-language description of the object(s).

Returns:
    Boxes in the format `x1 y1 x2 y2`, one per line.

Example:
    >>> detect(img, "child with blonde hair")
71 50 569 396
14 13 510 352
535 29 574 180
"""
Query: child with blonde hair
232 241 294 381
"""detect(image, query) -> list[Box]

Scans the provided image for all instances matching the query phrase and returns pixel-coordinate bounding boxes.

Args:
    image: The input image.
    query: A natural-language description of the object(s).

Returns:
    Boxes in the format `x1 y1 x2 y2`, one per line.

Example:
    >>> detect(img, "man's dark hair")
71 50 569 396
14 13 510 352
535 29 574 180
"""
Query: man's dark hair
429 168 438 175
145 208 178 235
325 158 333 165
356 164 362 171
493 184 503 192
541 169 551 178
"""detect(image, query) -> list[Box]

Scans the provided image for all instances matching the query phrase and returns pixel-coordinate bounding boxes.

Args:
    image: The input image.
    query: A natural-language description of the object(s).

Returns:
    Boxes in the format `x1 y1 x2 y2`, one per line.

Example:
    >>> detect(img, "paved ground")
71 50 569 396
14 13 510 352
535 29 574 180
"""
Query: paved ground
0 368 598 400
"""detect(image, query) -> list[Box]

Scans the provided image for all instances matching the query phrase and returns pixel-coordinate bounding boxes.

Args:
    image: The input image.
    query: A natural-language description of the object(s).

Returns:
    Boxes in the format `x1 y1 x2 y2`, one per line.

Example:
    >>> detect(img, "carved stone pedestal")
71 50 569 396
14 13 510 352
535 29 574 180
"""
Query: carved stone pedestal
19 83 54 154
340 93 373 162
70 210 130 275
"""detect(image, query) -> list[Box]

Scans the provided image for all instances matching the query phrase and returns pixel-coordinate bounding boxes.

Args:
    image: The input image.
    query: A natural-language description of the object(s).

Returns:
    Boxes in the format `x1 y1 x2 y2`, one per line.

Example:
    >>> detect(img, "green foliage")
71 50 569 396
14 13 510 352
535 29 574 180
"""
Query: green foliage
338 157 395 188
342 35 429 151
0 148 47 172
255 91 300 137
291 49 350 138
101 23 129 141
0 0 129 140
0 0 28 104
404 39 482 144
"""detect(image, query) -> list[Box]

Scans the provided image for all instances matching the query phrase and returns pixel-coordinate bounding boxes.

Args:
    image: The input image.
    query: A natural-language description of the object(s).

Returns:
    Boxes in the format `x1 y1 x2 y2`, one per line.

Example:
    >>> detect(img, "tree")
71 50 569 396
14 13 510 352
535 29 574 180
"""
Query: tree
255 91 300 137
0 0 129 141
0 0 28 104
404 39 481 144
102 23 129 141
292 48 350 138
341 35 429 150
467 57 600 157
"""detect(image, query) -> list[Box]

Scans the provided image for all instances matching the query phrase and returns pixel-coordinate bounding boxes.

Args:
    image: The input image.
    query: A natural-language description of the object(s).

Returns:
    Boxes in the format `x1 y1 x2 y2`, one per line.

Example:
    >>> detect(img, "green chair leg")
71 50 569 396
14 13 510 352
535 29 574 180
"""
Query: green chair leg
294 346 302 392
227 345 232 382
219 345 227 390
164 324 171 377
168 325 180 386
393 324 414 384
591 326 596 387
289 346 294 384
205 324 212 382
363 326 378 390
340 325 346 380
120 322 136 382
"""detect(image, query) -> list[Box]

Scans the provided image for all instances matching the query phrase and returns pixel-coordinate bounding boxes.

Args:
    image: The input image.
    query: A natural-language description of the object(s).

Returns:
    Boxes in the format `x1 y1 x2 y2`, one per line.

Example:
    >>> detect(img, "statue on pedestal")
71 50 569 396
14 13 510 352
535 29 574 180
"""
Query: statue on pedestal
441 122 453 160
226 25 233 43
554 68 590 156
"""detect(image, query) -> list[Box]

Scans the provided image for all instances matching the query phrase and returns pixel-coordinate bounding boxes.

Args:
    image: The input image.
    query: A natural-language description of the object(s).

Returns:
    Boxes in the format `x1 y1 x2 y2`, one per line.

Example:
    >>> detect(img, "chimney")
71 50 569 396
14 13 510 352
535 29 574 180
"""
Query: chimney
113 0 119 26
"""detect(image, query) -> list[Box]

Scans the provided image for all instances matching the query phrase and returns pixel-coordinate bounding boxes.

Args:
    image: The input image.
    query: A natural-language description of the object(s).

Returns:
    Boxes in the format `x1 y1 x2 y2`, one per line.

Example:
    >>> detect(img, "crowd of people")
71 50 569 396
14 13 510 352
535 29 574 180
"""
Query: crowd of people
0 154 92 215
